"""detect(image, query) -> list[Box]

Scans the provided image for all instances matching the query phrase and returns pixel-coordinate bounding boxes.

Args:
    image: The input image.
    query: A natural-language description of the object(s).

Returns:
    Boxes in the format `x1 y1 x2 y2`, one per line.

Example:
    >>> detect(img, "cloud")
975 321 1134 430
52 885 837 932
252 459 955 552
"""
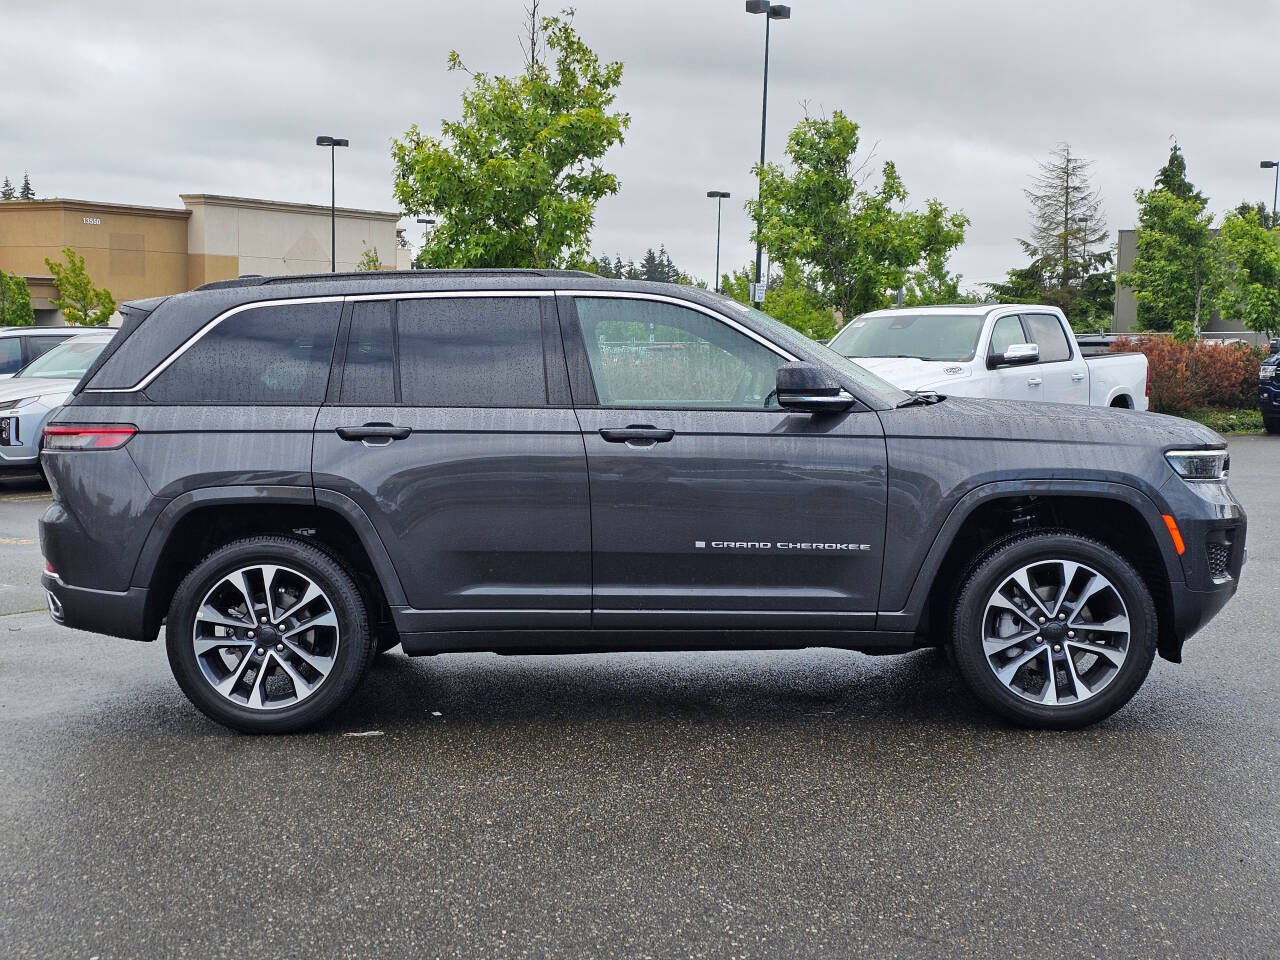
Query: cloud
2 0 1276 291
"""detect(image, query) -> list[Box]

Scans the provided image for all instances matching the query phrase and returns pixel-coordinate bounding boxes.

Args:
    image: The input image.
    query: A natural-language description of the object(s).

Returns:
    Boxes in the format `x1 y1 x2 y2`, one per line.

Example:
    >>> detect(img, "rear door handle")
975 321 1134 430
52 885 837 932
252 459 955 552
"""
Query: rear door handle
1027 377 1043 386
1071 373 1086 381
599 425 675 446
336 423 412 445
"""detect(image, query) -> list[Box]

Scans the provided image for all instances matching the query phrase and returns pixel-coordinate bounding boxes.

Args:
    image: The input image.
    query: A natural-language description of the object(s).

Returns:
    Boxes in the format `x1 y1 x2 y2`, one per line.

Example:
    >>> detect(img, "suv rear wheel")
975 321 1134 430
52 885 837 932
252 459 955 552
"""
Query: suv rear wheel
1264 415 1279 435
166 536 374 733
951 531 1157 729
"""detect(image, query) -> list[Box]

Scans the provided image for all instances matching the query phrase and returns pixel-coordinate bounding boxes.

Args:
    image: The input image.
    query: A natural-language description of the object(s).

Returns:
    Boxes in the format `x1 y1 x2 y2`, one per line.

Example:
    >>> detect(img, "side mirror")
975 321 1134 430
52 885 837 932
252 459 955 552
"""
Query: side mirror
1270 338 1279 355
775 361 853 413
988 342 1039 368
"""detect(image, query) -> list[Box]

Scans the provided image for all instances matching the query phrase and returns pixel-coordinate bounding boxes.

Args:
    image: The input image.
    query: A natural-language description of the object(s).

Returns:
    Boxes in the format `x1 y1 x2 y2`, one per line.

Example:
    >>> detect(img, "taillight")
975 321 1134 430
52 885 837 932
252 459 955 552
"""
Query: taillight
42 424 138 450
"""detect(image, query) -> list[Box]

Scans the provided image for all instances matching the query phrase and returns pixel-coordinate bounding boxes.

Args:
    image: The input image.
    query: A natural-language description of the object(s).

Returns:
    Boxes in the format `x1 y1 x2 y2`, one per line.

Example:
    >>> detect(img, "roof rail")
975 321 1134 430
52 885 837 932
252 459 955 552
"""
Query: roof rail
196 268 598 291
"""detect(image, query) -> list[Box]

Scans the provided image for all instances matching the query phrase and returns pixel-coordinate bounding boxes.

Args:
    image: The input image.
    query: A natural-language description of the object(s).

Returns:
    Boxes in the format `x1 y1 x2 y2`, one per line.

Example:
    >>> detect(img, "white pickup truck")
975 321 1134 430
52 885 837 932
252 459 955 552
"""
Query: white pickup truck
828 304 1148 409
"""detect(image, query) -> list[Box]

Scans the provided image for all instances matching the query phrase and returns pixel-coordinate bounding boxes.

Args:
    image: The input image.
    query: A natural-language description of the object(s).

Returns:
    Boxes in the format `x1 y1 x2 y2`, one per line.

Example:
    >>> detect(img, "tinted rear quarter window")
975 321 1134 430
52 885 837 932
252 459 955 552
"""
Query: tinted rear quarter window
1022 313 1072 363
26 335 71 361
146 302 341 403
397 297 545 407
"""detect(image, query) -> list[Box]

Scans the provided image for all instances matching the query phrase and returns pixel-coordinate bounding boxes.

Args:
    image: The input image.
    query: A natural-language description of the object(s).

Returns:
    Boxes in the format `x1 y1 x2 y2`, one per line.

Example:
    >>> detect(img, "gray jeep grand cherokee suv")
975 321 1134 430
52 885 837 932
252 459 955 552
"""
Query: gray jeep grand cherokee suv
39 270 1246 733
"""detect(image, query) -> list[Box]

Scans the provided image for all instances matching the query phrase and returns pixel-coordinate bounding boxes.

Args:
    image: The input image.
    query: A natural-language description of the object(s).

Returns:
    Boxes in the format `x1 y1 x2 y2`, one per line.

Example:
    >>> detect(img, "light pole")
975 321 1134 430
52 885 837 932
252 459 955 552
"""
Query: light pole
416 217 436 269
1261 160 1279 227
746 0 790 303
706 191 730 292
315 135 349 272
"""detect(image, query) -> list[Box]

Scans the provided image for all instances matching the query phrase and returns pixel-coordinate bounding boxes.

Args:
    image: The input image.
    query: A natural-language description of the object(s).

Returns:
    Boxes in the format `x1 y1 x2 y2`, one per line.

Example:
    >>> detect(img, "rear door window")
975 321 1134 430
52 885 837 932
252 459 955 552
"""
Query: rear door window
146 302 341 403
0 338 23 375
1022 313 1073 363
339 301 395 404
25 335 71 363
397 297 546 407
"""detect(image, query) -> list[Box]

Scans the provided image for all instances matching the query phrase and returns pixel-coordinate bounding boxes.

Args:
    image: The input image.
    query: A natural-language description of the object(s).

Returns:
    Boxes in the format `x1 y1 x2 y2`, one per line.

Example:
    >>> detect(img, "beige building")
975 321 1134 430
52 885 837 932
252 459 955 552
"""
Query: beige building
0 194 401 324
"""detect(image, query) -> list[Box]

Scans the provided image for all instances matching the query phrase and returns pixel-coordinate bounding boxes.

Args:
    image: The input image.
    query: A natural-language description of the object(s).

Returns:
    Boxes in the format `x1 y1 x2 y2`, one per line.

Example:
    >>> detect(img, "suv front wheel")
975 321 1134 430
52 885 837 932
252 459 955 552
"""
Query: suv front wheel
166 536 374 733
951 531 1157 729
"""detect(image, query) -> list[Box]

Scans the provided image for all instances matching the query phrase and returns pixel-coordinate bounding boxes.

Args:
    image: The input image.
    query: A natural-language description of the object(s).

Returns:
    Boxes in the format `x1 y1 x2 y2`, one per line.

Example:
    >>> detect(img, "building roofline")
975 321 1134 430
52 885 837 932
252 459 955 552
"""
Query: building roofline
0 198 192 219
180 193 401 221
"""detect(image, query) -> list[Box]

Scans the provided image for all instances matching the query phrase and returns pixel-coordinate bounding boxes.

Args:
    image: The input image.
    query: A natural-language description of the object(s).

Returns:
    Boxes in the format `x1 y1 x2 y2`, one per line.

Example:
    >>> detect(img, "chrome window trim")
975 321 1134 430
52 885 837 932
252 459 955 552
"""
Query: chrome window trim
82 288 796 395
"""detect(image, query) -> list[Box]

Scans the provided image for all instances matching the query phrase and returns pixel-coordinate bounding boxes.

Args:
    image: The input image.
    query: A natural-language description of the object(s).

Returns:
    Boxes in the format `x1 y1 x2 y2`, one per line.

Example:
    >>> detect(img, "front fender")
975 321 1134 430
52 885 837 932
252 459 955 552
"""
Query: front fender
875 478 1181 634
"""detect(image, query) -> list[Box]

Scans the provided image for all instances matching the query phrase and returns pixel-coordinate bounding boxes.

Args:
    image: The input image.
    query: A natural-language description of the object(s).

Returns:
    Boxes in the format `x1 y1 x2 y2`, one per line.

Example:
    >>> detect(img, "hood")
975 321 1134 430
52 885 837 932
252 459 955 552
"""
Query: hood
0 376 77 403
879 395 1224 448
850 356 975 392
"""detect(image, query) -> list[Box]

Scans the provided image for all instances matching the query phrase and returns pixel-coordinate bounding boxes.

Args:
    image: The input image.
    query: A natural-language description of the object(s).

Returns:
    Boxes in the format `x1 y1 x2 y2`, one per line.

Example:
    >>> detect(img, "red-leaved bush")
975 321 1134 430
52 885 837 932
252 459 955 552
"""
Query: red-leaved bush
1110 337 1266 415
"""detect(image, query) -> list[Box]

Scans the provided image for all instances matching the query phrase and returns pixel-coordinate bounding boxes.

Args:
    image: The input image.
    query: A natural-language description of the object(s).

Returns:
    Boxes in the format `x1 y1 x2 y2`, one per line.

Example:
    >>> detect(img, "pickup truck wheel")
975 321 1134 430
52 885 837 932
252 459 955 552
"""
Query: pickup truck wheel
1265 416 1280 435
951 531 1157 729
166 536 374 734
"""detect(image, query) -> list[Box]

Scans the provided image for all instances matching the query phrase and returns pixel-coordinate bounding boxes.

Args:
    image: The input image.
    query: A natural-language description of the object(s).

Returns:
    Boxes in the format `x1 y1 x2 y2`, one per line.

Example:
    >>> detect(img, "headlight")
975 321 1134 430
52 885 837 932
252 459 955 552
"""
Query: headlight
1262 365 1276 381
0 396 42 411
1166 449 1229 482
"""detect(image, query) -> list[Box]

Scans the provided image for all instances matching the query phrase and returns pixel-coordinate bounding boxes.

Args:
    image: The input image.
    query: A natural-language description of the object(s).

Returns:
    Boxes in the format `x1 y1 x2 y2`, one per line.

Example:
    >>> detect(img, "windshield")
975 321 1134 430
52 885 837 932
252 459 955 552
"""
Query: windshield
16 336 111 379
707 294 910 407
829 312 986 362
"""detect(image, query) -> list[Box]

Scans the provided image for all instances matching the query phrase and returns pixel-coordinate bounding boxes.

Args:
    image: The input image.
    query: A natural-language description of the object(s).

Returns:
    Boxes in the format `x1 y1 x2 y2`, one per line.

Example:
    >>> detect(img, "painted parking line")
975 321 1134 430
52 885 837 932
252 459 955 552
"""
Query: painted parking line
0 537 35 545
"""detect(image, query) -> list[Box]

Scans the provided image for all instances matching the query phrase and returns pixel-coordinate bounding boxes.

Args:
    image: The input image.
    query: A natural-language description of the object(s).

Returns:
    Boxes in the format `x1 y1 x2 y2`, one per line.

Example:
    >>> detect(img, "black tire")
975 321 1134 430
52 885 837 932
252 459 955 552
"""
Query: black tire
1265 416 1280 435
950 530 1157 729
166 536 374 734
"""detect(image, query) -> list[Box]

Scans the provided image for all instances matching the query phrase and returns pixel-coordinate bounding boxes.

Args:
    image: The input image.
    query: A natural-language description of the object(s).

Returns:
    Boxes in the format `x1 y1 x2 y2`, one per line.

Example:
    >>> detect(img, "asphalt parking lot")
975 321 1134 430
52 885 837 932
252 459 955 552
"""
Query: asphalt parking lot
0 437 1276 959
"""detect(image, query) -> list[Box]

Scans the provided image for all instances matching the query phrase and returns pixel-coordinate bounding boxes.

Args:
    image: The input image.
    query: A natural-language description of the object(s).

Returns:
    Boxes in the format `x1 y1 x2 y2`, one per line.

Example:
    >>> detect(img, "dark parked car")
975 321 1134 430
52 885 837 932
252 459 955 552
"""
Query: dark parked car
1260 339 1279 434
39 272 1246 733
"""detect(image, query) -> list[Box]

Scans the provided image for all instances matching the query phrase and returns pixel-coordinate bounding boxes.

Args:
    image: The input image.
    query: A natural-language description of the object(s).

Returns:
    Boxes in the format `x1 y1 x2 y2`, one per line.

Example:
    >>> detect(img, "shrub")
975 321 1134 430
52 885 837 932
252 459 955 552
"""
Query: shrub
1110 337 1265 415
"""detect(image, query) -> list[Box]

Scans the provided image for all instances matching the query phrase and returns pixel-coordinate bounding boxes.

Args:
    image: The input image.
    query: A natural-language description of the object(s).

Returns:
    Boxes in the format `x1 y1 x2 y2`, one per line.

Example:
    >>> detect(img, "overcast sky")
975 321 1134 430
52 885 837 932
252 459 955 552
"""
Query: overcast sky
2 0 1277 289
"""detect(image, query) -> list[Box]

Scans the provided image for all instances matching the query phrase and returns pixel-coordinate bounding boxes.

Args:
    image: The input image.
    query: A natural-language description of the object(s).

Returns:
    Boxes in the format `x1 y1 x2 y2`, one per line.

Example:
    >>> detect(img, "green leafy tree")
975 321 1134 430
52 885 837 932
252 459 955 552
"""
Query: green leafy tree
1120 146 1218 340
0 177 13 200
44 248 115 326
391 6 628 269
749 111 968 320
1216 209 1280 339
719 262 838 341
356 245 382 271
903 251 986 306
18 172 34 200
0 272 35 326
1233 200 1277 231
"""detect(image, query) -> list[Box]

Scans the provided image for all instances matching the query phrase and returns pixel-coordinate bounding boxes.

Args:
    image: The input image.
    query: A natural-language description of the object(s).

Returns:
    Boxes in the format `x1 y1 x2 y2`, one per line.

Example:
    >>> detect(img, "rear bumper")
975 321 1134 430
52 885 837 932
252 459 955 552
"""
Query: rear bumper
41 572 154 642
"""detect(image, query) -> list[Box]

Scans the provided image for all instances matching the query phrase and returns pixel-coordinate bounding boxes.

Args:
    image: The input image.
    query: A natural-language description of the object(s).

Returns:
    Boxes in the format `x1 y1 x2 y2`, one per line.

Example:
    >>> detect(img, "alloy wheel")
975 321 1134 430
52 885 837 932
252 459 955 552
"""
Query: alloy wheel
192 564 341 711
981 559 1131 706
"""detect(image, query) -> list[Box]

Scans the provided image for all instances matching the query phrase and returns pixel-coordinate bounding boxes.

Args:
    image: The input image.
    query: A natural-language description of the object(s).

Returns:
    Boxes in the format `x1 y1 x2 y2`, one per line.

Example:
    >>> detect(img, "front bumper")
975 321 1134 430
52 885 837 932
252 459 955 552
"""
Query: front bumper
1259 381 1279 418
1157 471 1246 661
0 401 59 468
41 572 153 642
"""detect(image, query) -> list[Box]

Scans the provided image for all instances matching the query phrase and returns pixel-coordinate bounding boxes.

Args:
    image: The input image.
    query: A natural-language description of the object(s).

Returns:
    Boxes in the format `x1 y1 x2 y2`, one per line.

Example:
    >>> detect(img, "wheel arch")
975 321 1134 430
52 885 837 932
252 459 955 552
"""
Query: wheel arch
879 481 1185 662
132 486 405 642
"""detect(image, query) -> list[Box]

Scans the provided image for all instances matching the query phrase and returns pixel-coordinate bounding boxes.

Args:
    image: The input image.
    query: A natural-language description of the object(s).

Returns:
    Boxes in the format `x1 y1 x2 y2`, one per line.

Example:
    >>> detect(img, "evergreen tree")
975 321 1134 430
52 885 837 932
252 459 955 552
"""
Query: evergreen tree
18 172 34 200
1233 200 1277 231
0 177 13 200
1119 145 1218 339
1021 142 1108 289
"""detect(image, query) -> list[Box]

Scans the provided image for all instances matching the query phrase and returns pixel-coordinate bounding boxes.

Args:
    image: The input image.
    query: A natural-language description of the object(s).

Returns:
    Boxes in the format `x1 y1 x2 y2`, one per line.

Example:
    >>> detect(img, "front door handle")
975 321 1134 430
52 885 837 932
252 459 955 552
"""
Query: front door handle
1027 377 1043 386
1071 372 1087 382
599 425 675 446
336 423 412 445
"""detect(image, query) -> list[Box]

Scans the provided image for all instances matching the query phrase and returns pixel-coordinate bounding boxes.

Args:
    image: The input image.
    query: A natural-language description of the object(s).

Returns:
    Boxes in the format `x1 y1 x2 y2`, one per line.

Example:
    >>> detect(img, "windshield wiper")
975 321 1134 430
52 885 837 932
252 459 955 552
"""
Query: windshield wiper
895 390 945 408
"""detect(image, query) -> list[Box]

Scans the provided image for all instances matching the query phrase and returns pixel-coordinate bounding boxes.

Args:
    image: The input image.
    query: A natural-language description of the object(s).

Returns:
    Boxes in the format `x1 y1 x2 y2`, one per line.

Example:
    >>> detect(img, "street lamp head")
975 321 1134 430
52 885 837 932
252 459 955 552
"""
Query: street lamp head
707 190 730 198
417 217 436 225
768 4 791 18
1262 160 1278 169
745 0 769 13
316 136 349 148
